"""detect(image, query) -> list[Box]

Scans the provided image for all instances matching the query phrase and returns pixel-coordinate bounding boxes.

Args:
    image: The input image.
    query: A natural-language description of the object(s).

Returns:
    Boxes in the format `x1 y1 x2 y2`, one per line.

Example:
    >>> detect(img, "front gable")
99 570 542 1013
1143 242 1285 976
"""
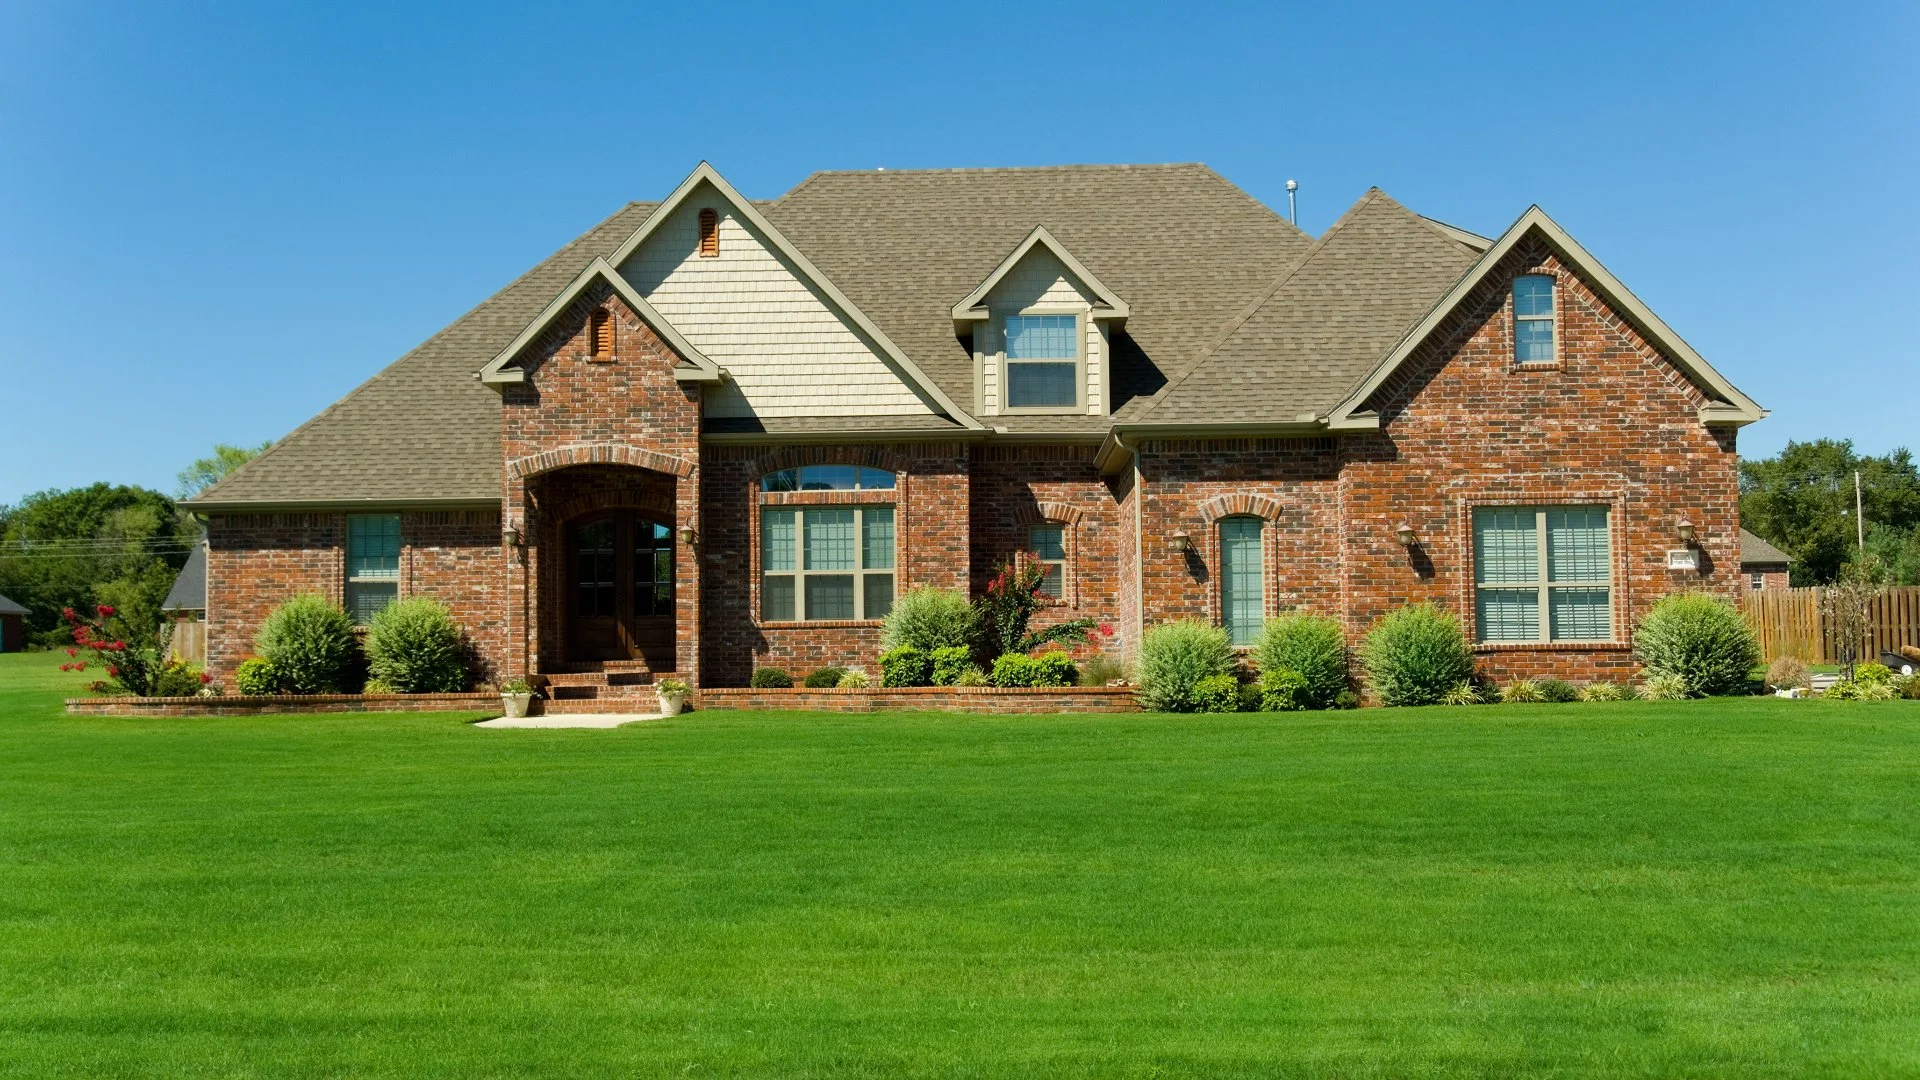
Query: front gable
957 229 1129 418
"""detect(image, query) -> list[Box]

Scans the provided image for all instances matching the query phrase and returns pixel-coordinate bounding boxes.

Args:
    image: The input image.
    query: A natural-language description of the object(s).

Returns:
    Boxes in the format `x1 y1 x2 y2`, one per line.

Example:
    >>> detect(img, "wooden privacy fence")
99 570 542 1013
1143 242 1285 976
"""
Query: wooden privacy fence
1743 586 1920 664
168 619 206 664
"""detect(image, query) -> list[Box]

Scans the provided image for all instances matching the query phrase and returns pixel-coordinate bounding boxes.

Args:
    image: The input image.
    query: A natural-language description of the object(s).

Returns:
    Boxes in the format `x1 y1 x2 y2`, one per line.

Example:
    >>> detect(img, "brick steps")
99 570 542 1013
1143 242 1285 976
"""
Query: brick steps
536 664 665 712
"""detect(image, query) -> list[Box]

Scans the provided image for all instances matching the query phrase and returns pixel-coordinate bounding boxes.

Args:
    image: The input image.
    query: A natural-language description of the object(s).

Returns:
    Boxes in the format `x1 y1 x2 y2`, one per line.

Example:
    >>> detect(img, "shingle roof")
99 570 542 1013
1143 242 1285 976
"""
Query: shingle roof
1740 528 1791 566
162 543 206 612
1135 189 1481 425
0 593 27 616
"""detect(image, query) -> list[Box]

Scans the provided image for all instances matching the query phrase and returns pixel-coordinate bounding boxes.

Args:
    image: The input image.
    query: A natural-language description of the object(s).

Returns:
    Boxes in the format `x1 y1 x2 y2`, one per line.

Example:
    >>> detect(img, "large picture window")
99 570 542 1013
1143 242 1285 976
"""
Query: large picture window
1004 314 1079 409
1220 516 1265 646
761 506 895 621
1473 506 1611 643
346 514 400 625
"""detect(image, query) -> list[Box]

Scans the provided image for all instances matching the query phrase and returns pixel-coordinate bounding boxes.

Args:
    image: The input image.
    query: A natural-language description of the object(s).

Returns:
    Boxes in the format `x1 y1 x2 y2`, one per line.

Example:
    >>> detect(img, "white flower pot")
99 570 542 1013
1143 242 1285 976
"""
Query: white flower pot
658 691 686 717
502 692 533 718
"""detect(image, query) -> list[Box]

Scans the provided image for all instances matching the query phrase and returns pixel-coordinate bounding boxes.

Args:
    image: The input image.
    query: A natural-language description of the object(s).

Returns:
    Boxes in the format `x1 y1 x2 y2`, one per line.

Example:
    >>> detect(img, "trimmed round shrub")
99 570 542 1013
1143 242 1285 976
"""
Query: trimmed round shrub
1633 592 1760 697
750 666 793 689
837 669 871 689
929 646 978 686
1191 674 1241 714
235 657 281 696
880 646 932 687
1360 603 1475 707
365 596 467 693
880 587 976 652
1641 671 1691 701
1537 678 1580 703
1032 651 1076 687
1252 613 1348 709
255 594 357 694
1258 668 1310 712
1501 678 1545 704
1138 620 1235 712
153 661 206 698
1766 656 1810 691
990 652 1078 688
803 667 847 689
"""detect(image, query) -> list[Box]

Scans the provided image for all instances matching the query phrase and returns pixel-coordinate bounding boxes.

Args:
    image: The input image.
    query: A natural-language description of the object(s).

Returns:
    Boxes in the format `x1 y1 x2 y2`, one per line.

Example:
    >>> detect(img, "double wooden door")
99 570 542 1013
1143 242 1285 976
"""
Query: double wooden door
566 513 674 668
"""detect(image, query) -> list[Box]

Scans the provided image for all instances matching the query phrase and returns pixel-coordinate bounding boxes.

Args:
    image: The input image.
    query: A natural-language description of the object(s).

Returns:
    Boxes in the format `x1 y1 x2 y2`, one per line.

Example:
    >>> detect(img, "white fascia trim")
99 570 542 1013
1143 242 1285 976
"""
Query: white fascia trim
950 224 1132 332
605 162 984 429
1327 206 1767 428
477 258 724 387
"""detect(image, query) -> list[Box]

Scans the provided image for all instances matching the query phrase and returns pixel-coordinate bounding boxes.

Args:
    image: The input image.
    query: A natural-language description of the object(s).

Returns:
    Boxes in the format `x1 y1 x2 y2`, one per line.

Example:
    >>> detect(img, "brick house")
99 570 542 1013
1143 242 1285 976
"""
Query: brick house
186 163 1765 694
1740 529 1792 590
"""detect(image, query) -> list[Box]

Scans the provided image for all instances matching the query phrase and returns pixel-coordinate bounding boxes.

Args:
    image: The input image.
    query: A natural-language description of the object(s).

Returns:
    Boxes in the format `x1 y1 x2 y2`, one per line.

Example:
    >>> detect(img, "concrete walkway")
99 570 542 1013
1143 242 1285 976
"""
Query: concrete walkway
473 713 664 729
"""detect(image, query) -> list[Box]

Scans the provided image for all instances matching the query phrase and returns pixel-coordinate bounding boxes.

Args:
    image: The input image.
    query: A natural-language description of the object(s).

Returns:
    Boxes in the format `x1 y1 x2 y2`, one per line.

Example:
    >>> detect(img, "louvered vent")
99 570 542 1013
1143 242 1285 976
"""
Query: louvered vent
588 308 613 361
698 208 719 257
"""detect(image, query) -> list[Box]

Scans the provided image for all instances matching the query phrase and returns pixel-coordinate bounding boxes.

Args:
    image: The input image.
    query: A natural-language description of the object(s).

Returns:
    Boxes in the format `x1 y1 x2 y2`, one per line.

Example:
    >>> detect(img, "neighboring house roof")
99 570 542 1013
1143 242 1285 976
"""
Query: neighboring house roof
162 544 207 612
0 593 27 616
1740 528 1792 567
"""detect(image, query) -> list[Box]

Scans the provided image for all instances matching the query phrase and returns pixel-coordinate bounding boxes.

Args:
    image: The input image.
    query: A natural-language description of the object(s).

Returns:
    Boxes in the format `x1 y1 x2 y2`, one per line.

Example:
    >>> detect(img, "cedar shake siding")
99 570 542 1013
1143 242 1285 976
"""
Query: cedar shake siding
188 163 1762 693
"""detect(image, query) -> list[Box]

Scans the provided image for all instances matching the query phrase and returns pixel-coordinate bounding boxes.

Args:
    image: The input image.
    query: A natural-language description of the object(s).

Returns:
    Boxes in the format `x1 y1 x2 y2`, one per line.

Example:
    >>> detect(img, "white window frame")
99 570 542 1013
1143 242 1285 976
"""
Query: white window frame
1219 515 1266 647
999 308 1084 414
1028 522 1068 599
345 513 401 627
1512 274 1558 366
1473 506 1613 644
760 505 896 622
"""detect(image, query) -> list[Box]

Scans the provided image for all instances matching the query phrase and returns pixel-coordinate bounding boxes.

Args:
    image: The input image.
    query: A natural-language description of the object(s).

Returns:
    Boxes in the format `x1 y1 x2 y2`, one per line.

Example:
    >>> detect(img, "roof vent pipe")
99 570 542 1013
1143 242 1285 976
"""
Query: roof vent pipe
1285 179 1298 225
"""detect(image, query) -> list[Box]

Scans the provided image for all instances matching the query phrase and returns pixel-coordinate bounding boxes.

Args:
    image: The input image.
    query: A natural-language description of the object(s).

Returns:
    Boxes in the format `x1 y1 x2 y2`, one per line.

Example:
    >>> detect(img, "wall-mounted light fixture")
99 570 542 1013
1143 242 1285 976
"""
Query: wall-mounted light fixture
503 522 525 565
679 524 700 546
1675 519 1696 545
1396 523 1416 547
1170 529 1192 554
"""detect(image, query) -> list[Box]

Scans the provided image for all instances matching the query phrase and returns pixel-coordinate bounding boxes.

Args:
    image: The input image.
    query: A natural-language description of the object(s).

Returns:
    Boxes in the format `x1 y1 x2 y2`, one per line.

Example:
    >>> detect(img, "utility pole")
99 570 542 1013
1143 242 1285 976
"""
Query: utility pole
1856 470 1865 552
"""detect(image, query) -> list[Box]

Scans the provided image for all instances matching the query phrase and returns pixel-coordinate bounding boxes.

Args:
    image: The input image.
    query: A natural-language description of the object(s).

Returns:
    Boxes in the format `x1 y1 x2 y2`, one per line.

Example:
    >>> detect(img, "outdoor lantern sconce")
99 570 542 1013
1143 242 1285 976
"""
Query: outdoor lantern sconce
1170 529 1193 554
503 522 525 565
1675 519 1696 545
679 524 700 547
1396 523 1416 547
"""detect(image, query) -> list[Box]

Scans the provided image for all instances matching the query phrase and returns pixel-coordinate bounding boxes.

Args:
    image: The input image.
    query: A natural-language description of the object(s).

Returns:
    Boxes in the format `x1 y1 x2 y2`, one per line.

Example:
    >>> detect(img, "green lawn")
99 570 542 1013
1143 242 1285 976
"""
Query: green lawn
2 651 1918 1078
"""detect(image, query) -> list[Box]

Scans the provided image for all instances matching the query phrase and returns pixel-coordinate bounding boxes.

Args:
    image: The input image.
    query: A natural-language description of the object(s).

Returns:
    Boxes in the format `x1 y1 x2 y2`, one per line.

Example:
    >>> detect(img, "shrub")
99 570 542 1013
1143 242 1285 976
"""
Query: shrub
1766 656 1811 691
836 669 870 689
1895 674 1920 700
1537 678 1580 703
988 652 1075 688
750 666 793 689
974 555 1095 662
1236 682 1265 712
1633 592 1761 697
1859 680 1897 701
1641 672 1691 701
880 588 976 653
1191 674 1241 713
803 667 847 689
880 646 932 688
362 677 397 695
365 596 467 693
153 661 207 698
1855 661 1893 685
235 657 281 696
1360 603 1476 707
1580 681 1628 702
1252 613 1348 709
1501 678 1545 704
1258 668 1310 712
929 646 977 687
1441 681 1484 706
255 594 357 694
1824 678 1861 700
1138 620 1235 712
1078 652 1130 687
954 668 990 687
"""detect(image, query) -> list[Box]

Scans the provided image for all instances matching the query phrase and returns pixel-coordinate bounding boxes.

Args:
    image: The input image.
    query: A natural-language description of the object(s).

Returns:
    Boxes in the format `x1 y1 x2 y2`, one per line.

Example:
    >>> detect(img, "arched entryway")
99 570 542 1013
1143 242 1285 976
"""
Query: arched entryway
565 511 675 668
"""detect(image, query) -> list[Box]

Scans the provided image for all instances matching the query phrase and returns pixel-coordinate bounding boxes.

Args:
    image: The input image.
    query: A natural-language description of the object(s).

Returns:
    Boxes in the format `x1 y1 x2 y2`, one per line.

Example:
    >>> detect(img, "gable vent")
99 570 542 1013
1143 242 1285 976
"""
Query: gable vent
697 208 719 257
588 308 613 361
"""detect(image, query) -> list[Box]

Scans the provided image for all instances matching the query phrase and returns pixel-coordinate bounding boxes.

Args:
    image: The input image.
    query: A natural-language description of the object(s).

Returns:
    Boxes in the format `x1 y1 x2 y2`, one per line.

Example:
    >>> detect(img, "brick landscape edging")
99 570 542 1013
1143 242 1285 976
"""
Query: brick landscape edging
64 693 500 717
694 686 1139 713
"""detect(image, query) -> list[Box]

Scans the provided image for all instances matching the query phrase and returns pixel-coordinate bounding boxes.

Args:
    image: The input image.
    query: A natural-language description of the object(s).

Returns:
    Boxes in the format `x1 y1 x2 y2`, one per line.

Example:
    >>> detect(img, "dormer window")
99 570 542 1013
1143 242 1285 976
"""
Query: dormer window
697 209 720 257
1513 274 1555 364
587 308 613 361
1004 314 1080 409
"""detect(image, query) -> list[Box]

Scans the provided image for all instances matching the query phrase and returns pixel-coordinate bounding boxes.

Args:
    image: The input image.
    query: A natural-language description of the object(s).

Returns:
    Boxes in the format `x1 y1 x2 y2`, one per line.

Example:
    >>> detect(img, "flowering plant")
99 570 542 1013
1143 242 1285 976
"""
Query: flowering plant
59 605 185 697
974 553 1098 662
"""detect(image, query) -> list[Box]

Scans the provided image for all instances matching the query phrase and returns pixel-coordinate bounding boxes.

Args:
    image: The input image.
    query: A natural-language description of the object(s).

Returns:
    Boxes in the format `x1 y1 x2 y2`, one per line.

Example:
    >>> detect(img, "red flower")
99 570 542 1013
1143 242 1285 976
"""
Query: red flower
112 641 126 651
97 605 115 618
1097 623 1115 637
200 672 212 684
66 648 77 658
61 607 76 620
59 663 70 672
74 662 86 672
107 665 120 678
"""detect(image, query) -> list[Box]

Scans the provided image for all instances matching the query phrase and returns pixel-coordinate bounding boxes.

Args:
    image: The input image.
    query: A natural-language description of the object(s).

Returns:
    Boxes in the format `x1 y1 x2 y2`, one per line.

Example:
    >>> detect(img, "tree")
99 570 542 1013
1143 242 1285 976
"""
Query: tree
176 441 272 499
1739 439 1920 585
0 484 193 646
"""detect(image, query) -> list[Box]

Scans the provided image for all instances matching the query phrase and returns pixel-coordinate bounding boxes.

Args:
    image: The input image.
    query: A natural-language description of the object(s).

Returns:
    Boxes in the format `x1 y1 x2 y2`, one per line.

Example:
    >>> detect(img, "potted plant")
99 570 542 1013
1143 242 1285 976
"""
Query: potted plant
500 677 535 719
656 678 689 717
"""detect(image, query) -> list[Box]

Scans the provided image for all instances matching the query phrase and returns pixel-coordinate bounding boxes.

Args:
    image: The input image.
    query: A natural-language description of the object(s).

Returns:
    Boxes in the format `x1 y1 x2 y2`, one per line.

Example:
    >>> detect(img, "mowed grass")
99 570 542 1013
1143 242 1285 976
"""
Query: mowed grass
1 651 1918 1078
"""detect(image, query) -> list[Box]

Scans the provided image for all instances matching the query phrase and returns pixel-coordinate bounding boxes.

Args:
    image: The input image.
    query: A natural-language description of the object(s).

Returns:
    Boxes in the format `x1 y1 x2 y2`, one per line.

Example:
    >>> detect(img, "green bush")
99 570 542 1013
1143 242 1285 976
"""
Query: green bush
1441 681 1486 706
1633 592 1761 697
837 669 871 689
749 667 793 688
1078 652 1130 687
929 646 977 687
362 677 397 694
255 594 357 694
1824 678 1861 701
803 667 847 689
153 661 206 697
1360 603 1476 707
1032 651 1077 687
1191 674 1241 713
365 597 467 693
1236 681 1265 712
1501 678 1545 704
954 668 990 687
1895 674 1920 700
1855 661 1893 685
235 657 281 696
1641 672 1691 701
1252 613 1348 709
1580 681 1629 702
1138 620 1235 712
1537 678 1580 703
1258 668 1310 712
880 587 976 652
880 646 932 687
989 652 1076 688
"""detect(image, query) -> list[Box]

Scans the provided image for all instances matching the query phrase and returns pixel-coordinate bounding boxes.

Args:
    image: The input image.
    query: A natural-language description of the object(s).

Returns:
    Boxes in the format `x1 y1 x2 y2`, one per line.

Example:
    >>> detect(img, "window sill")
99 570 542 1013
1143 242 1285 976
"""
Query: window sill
1472 641 1630 652
1510 361 1562 372
758 620 884 630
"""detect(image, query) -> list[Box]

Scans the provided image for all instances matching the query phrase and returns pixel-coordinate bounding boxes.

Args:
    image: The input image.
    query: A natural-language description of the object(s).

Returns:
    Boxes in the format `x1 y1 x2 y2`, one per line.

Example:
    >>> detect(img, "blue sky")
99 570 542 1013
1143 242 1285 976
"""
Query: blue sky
1 1 1914 504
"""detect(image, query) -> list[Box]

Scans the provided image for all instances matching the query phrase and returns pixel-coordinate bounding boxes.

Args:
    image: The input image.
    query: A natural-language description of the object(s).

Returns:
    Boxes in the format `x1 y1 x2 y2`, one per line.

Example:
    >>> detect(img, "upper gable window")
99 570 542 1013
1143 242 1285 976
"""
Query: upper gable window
697 208 720 257
1513 275 1556 364
1004 314 1079 409
761 465 897 492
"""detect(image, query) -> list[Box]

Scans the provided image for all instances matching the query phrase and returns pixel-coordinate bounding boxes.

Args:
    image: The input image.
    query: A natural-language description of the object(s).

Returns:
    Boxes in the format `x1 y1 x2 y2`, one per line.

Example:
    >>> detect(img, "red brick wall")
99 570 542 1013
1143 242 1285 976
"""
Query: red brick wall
969 444 1126 659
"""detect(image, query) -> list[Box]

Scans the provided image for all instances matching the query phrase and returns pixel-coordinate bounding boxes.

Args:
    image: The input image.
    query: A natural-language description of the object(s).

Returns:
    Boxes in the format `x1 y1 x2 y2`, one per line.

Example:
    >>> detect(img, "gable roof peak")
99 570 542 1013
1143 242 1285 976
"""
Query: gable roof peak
950 223 1131 330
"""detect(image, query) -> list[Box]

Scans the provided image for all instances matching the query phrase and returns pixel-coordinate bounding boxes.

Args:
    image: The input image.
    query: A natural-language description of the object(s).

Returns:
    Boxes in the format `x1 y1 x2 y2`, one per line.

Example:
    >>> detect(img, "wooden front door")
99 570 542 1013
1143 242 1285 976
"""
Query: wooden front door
566 513 675 669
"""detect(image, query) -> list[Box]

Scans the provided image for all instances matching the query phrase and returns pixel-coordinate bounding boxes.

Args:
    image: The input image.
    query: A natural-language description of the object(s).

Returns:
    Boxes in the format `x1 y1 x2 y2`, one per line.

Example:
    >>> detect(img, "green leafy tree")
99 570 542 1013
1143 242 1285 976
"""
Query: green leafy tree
0 484 192 645
176 441 272 499
1739 439 1920 585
